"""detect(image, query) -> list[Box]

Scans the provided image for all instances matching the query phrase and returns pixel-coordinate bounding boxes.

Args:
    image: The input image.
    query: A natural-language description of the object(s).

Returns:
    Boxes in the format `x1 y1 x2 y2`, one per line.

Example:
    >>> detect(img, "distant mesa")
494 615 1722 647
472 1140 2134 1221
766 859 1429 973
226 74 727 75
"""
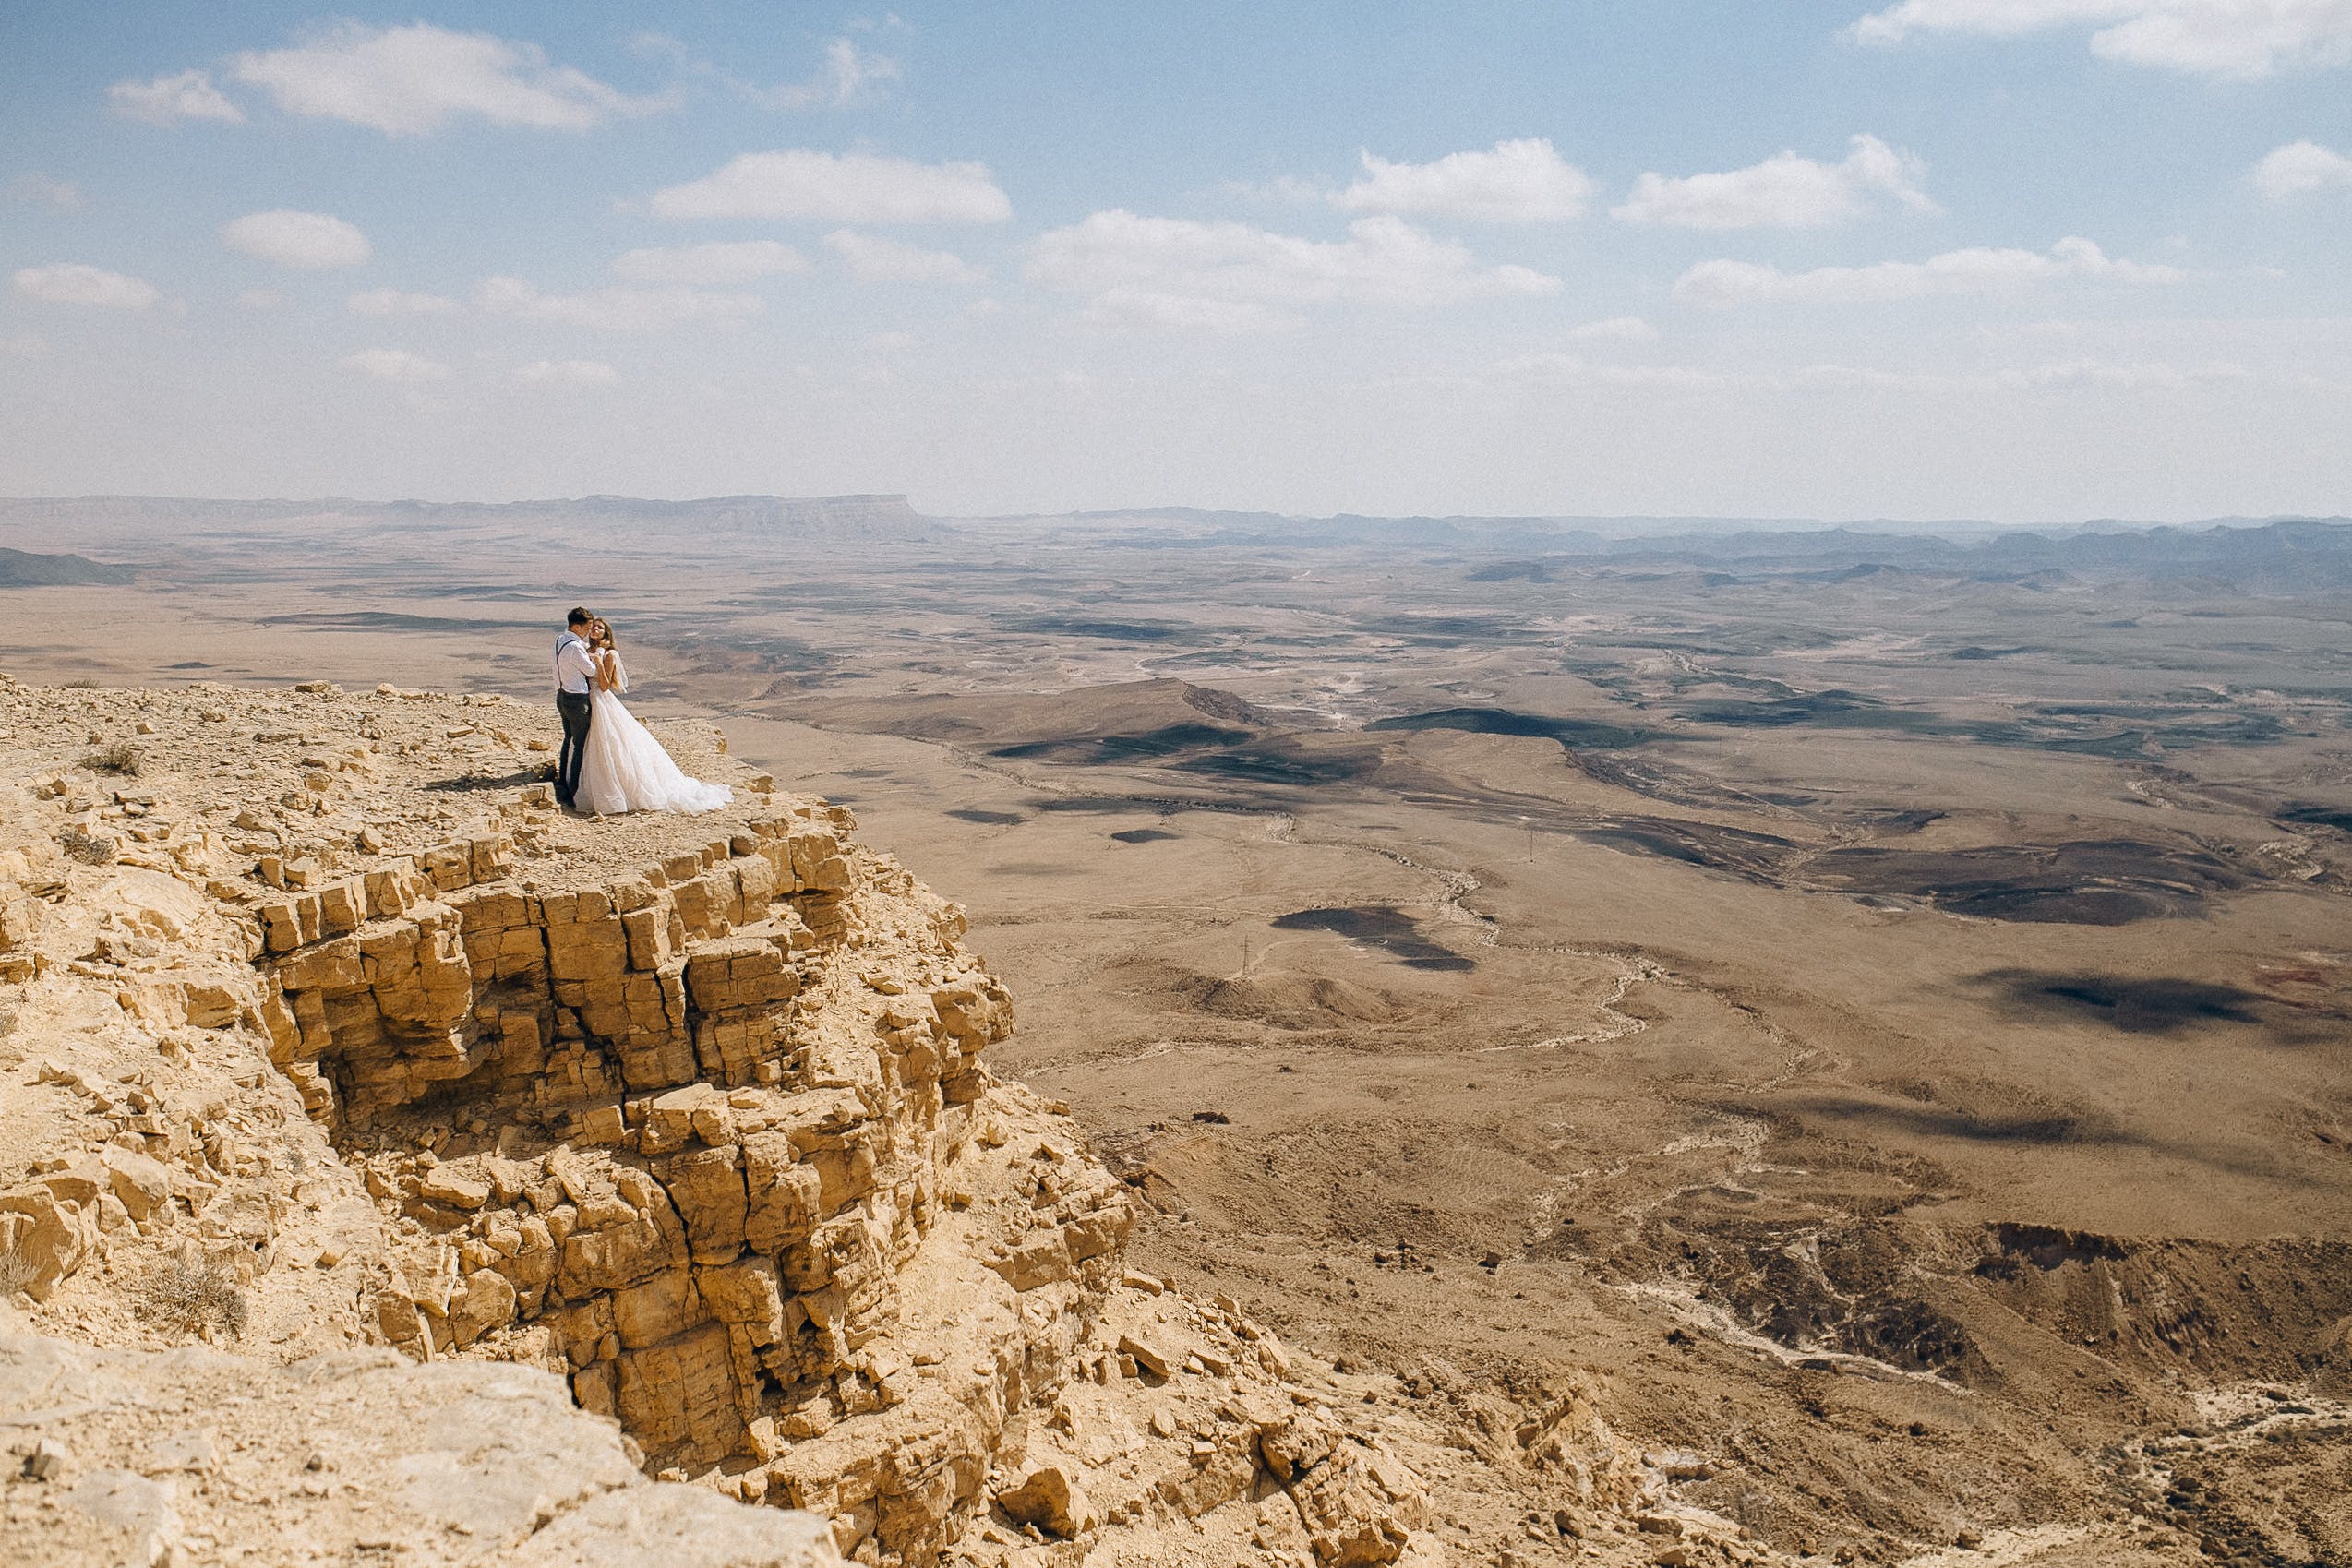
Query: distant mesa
0 546 135 587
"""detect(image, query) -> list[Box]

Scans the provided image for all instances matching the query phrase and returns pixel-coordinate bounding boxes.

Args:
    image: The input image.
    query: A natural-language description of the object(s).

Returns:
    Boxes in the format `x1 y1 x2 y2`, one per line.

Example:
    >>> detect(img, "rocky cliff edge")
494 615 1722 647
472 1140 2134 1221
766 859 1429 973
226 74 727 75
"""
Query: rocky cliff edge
0 676 1463 1567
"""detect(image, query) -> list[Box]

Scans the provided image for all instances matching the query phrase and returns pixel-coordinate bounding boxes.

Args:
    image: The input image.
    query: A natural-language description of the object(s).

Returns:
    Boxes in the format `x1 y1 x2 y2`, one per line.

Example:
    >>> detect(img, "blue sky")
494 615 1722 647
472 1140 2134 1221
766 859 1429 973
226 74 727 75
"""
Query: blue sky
3 2 2348 520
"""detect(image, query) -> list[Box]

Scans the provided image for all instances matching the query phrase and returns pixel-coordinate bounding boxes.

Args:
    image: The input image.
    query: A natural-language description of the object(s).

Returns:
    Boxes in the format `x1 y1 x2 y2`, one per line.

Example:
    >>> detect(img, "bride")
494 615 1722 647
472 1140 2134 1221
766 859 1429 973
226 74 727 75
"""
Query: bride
573 619 735 817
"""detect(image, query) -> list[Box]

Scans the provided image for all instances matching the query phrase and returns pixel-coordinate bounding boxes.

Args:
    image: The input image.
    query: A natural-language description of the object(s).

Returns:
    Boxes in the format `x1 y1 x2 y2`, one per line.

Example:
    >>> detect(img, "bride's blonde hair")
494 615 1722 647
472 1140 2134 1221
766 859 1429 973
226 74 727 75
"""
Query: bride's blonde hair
591 618 617 651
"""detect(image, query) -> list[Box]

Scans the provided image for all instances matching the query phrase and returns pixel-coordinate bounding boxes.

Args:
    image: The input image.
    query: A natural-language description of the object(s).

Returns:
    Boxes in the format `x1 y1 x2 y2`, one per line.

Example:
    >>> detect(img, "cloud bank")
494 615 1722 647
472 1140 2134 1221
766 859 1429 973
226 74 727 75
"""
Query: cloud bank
652 150 1012 224
1850 0 2352 79
13 263 162 310
609 241 810 285
1334 138 1592 222
1030 211 1560 332
2253 139 2352 197
1614 135 1937 228
1674 236 2182 305
108 68 246 126
232 22 663 135
221 209 372 269
474 276 764 333
822 231 986 283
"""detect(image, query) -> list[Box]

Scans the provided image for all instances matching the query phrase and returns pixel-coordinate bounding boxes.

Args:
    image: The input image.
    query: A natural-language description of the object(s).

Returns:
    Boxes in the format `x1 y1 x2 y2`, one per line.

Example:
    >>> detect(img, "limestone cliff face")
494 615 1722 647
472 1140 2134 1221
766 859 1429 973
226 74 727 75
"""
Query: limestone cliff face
0 676 1438 1567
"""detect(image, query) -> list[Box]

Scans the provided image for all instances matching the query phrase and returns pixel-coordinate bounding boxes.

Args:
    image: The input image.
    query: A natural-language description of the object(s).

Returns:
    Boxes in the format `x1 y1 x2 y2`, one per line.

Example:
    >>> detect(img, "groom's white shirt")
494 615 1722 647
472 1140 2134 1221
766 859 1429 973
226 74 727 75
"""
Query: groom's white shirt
555 630 596 696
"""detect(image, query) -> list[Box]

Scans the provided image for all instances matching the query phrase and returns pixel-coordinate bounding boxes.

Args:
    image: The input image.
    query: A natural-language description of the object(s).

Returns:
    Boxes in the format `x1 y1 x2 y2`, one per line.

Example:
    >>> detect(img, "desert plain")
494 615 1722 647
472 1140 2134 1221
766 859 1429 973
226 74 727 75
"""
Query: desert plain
4 493 2349 1565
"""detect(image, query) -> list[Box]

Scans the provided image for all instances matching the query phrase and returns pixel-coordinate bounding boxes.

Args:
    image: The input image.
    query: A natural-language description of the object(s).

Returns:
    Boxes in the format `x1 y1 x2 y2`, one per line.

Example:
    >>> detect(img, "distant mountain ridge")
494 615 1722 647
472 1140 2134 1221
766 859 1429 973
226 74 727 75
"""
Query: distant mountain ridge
3 495 2346 570
0 494 939 545
0 545 135 586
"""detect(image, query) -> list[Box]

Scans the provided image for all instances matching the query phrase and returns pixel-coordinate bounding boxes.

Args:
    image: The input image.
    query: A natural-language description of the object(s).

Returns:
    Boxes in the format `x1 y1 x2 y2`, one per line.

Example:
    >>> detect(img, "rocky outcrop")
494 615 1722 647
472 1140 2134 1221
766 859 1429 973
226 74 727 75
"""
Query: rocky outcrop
0 676 1439 1566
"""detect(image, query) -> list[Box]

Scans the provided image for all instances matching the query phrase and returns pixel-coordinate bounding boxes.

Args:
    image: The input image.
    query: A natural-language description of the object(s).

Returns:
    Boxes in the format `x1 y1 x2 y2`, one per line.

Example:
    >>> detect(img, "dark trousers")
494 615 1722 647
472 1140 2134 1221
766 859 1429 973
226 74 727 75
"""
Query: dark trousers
556 690 593 802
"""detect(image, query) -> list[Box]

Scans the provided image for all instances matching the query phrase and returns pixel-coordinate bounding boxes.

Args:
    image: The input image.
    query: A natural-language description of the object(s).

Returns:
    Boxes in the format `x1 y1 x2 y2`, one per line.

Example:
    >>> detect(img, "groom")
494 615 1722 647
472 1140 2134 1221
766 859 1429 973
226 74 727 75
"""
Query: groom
554 607 597 808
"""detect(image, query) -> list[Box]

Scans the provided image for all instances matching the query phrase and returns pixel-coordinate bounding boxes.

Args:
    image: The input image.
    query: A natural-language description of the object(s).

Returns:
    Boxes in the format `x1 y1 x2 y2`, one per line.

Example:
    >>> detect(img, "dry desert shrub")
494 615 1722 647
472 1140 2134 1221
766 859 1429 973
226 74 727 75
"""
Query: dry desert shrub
59 677 101 689
135 1248 248 1339
0 1245 38 1297
79 740 141 775
59 824 119 865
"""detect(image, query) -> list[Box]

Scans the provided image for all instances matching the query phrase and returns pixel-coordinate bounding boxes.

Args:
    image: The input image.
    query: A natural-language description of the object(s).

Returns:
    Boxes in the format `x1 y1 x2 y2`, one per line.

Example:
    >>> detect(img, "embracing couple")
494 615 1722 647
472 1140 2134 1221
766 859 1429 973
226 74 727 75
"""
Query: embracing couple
553 608 733 818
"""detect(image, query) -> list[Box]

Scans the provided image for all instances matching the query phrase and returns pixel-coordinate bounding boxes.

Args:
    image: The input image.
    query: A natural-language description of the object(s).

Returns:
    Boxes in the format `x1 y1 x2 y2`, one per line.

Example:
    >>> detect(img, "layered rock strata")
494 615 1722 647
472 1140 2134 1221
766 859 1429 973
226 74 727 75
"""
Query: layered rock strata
1 677 1442 1566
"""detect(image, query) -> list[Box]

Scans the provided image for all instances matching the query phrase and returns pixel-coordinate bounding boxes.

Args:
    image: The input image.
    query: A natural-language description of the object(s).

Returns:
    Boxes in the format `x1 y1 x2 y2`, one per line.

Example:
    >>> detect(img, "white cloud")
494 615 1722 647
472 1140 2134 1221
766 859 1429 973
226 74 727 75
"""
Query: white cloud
1674 236 2183 306
348 288 462 317
13 263 161 310
515 358 620 388
107 68 246 126
1850 0 2352 79
1029 211 1560 332
8 174 85 209
342 348 450 382
2253 139 2352 197
1614 135 1937 229
220 209 371 269
609 241 810 285
238 288 284 309
822 230 986 283
474 275 764 333
651 150 1012 223
231 22 663 136
763 38 901 110
1334 138 1592 222
1 334 49 357
1566 316 1660 342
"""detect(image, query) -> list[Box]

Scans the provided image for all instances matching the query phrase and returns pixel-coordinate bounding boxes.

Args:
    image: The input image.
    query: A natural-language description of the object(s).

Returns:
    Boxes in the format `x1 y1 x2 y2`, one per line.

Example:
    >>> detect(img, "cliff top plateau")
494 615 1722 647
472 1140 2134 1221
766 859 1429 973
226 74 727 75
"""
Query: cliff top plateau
0 676 1748 1568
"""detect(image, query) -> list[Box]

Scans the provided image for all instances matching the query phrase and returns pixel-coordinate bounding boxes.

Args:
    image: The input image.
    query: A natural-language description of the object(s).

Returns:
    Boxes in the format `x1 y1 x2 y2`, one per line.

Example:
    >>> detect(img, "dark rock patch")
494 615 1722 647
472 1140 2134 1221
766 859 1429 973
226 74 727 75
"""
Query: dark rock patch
1270 906 1473 972
1812 840 2243 924
1969 969 2270 1033
1366 706 1653 751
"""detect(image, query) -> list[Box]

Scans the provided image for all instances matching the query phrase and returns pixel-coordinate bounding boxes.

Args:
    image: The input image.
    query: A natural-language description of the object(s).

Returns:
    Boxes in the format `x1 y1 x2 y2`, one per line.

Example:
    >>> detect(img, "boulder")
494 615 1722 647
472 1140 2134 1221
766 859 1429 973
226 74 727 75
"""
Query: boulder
997 1462 1098 1538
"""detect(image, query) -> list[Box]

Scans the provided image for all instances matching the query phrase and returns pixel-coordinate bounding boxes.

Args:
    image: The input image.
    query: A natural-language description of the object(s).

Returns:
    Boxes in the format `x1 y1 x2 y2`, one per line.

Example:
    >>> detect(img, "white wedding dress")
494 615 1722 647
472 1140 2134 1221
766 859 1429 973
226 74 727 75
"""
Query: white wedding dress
574 656 734 817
